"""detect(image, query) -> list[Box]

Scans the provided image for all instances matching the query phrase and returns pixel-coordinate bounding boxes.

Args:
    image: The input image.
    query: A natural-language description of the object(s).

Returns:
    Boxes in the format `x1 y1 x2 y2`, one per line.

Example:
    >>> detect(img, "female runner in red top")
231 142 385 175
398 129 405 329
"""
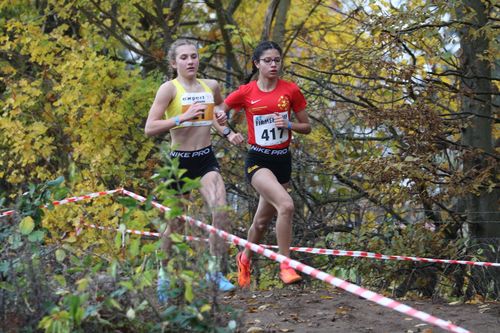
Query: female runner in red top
220 41 311 287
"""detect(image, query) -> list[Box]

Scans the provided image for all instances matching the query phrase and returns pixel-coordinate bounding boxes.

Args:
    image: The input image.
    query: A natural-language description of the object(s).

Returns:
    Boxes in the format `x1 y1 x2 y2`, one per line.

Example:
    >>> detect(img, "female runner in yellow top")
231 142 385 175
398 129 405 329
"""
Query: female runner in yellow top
145 39 244 301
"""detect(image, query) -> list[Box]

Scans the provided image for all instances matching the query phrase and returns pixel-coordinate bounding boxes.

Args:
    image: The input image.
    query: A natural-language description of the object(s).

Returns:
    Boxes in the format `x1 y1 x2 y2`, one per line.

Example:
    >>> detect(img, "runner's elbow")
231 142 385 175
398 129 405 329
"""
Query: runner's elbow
144 124 155 137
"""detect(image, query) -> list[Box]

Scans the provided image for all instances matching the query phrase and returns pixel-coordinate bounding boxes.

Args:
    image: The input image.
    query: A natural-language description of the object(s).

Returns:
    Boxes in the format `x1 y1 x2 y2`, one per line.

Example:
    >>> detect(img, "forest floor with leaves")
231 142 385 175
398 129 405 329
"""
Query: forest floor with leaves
222 284 500 333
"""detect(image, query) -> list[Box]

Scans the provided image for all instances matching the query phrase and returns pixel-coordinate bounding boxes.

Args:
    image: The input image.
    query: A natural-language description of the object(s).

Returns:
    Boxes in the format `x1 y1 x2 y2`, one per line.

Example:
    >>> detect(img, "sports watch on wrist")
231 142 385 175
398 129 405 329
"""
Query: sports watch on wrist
222 127 231 138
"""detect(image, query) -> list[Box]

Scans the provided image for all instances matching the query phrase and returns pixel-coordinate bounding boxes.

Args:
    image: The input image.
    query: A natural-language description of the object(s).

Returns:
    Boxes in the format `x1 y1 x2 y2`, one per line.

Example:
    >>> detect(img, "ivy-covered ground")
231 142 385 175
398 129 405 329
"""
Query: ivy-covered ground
224 286 499 333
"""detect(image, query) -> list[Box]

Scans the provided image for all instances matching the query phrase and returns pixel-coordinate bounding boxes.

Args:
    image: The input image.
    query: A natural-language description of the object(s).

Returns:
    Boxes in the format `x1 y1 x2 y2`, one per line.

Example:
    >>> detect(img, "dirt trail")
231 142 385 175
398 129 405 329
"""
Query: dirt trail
224 286 499 333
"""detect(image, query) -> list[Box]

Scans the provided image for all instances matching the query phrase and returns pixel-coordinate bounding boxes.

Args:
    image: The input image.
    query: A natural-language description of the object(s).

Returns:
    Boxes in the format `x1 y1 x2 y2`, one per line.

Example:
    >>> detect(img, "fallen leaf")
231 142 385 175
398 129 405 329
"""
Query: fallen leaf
465 295 484 304
247 327 264 333
335 307 348 315
257 304 270 311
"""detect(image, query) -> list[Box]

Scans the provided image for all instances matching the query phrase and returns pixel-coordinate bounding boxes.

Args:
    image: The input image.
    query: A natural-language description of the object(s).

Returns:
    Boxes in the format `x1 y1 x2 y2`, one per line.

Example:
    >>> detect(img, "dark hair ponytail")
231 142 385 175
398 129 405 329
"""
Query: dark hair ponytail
245 41 283 84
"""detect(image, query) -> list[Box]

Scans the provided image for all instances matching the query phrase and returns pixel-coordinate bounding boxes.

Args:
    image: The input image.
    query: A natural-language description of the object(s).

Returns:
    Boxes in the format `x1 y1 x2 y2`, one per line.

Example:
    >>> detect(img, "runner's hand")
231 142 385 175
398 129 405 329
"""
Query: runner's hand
215 109 227 125
181 102 206 122
228 132 245 145
273 112 289 129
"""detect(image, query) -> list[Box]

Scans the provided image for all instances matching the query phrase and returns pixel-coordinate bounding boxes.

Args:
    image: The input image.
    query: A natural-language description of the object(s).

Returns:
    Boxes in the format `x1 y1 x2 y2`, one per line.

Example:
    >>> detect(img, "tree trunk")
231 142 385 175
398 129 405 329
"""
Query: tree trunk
457 0 500 297
271 0 291 46
261 0 280 41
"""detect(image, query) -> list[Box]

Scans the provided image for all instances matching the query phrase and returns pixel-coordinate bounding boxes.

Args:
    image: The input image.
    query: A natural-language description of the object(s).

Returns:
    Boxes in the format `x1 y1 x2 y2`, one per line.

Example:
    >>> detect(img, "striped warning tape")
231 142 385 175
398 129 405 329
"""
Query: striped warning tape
260 245 500 268
0 210 15 217
78 224 500 268
80 222 161 238
0 189 122 218
0 188 478 332
121 189 471 333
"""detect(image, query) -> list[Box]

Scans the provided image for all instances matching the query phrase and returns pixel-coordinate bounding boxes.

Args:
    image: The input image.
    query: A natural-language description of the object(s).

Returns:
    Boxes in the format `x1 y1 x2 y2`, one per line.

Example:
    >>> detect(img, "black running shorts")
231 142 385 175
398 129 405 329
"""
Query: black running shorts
168 145 220 192
244 145 291 184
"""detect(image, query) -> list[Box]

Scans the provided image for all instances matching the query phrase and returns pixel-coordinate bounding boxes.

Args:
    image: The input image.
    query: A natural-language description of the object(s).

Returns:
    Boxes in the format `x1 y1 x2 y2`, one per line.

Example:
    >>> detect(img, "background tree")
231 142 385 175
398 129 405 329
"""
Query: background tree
456 0 499 296
1 0 498 301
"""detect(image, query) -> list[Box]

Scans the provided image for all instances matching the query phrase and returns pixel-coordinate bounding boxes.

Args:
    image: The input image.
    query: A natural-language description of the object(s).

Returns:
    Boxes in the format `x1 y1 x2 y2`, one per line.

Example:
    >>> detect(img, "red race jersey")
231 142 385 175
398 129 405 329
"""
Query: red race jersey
225 79 307 149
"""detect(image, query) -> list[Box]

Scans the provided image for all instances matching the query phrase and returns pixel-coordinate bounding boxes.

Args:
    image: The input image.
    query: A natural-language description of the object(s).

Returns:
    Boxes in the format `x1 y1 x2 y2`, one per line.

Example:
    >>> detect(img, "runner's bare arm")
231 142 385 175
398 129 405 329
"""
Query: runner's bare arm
214 102 244 145
144 82 176 136
289 109 311 134
206 79 227 125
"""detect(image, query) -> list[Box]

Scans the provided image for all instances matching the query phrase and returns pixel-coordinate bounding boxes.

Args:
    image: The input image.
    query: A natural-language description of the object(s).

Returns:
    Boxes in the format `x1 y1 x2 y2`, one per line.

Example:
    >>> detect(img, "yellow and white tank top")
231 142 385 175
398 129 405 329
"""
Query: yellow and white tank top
166 79 214 127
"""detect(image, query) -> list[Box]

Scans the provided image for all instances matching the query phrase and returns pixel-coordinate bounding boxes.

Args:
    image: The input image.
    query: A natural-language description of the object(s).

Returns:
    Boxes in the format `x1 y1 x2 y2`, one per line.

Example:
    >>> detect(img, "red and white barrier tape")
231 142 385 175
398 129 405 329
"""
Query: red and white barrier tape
78 224 500 268
0 210 15 217
121 189 471 333
260 245 500 268
79 222 161 238
0 189 122 218
0 188 477 332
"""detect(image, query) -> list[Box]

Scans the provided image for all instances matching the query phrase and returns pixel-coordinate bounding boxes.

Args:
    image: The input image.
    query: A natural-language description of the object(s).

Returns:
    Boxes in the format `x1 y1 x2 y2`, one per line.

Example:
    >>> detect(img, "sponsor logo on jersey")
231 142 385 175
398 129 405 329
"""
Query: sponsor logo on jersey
277 95 290 111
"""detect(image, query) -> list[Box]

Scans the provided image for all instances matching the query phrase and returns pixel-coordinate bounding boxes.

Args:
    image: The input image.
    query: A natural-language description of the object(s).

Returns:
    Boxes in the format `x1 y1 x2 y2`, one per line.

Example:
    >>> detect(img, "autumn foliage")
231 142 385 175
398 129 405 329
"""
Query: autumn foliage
0 0 498 331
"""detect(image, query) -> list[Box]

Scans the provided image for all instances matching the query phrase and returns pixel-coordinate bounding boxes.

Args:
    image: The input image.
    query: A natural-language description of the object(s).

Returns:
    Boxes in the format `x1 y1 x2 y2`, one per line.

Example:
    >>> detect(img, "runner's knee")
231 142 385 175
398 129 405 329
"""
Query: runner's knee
253 217 272 233
277 199 294 217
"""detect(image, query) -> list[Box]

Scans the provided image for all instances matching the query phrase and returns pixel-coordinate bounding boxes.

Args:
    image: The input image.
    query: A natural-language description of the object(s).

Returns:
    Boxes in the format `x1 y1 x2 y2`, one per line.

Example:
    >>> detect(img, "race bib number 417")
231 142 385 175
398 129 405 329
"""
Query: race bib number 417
253 112 289 146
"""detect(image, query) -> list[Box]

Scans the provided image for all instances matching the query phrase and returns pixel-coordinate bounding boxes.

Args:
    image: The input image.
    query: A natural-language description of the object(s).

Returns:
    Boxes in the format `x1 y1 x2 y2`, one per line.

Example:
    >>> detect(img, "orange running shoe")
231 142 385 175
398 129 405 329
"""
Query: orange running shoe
279 266 302 284
236 252 251 288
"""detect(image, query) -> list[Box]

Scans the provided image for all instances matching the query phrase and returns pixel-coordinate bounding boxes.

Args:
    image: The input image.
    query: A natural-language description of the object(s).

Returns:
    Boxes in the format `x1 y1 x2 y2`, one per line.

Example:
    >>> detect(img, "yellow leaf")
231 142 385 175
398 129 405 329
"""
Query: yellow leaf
320 295 334 299
184 282 194 302
19 216 35 235
76 278 89 292
200 304 211 313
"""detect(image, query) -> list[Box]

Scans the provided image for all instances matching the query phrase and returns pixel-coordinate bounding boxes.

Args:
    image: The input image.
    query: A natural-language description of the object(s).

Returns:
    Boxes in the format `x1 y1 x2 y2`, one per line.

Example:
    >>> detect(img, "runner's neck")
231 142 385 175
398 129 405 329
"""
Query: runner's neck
257 78 278 92
176 76 201 91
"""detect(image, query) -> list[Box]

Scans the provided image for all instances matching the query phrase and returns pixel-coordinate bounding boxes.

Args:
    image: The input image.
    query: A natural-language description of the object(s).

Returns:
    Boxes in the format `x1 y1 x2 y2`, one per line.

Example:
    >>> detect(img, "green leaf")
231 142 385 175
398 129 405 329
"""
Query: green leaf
67 294 81 319
119 280 134 290
54 274 67 287
170 233 184 243
0 281 15 292
126 308 136 320
46 176 64 187
76 278 89 292
184 282 194 303
64 236 77 243
107 298 122 310
128 238 140 258
0 261 10 274
19 216 35 235
141 243 158 254
27 230 45 242
115 230 123 249
55 249 66 262
53 187 69 200
117 196 139 208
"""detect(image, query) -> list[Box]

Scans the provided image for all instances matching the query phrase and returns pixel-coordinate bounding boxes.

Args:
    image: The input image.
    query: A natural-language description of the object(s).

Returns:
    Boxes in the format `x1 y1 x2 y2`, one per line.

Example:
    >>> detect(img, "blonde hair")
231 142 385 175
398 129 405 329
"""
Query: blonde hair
167 39 197 63
166 39 197 78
